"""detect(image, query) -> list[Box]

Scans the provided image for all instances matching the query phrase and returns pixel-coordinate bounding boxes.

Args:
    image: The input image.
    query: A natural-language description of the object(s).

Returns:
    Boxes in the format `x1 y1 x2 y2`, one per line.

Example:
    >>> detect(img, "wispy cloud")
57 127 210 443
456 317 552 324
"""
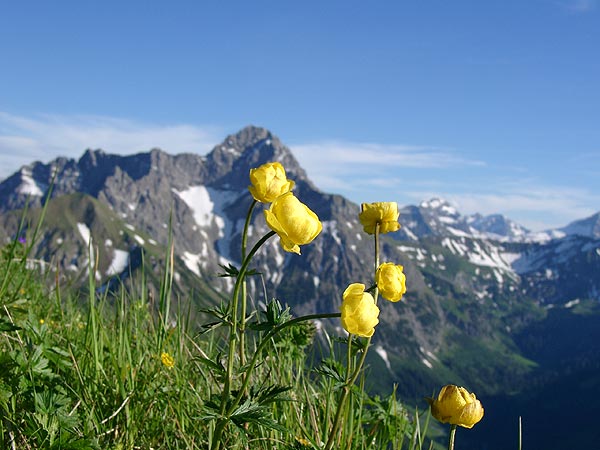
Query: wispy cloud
406 180 599 230
291 139 598 230
559 0 596 12
292 140 484 171
0 111 222 179
291 140 485 197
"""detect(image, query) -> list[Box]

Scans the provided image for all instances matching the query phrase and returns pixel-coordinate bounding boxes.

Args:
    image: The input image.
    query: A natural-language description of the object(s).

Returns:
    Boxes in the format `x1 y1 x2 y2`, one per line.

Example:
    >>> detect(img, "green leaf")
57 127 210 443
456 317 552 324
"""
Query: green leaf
314 358 346 384
194 354 226 377
217 263 239 277
249 299 293 331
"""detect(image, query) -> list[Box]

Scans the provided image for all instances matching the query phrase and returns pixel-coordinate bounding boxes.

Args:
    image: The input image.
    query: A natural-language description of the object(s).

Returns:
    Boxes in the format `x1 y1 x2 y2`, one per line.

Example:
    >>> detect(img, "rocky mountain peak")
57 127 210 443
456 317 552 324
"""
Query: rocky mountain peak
468 213 530 240
397 197 533 242
560 212 600 239
204 125 310 191
419 197 461 221
78 148 106 167
419 197 457 212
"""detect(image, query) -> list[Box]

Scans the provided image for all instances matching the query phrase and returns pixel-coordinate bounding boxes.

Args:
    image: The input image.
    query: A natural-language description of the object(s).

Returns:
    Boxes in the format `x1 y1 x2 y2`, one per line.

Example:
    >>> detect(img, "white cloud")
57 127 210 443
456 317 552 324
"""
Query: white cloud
0 111 222 179
292 140 484 172
406 182 599 230
559 0 596 12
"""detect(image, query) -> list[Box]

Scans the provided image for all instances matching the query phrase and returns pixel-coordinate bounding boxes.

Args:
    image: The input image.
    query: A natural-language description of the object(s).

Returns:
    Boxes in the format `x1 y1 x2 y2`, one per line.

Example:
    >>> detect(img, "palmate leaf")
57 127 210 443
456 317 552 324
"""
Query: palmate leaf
199 302 232 332
217 263 239 278
254 384 293 405
333 335 368 356
219 384 293 432
229 400 288 433
217 263 261 278
249 299 293 331
314 358 346 386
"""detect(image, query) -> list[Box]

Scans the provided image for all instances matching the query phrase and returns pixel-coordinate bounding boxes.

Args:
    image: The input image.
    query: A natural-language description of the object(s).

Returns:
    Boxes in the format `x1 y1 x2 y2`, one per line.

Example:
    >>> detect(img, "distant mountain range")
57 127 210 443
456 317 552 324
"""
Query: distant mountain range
1 126 599 449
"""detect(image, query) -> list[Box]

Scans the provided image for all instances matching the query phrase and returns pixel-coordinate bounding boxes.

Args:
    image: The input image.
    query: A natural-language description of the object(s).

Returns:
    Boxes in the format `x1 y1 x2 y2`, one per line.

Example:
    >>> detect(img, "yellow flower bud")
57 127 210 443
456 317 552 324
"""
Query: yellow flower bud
264 192 322 254
358 202 401 234
426 385 484 429
375 262 407 302
340 283 380 337
248 162 295 203
161 352 175 370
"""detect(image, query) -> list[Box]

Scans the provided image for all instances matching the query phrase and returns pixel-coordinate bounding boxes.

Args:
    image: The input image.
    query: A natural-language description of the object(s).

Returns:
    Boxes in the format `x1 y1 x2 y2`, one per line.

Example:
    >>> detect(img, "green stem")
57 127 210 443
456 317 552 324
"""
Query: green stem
212 311 341 450
324 223 381 450
448 424 457 450
346 334 354 376
239 200 257 366
373 222 381 305
212 230 276 450
232 312 341 409
374 222 380 271
323 335 371 450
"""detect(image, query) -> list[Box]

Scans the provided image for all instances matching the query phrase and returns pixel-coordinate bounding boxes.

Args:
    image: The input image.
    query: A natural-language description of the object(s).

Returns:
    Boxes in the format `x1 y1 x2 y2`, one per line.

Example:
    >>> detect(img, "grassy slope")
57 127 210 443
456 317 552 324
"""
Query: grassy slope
0 234 435 449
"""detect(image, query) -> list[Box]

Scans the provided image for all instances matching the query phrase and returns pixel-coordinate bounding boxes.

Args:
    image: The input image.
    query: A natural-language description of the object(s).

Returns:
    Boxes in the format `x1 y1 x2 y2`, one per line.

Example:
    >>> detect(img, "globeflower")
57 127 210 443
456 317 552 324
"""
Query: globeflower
375 262 407 302
248 162 295 203
426 385 484 429
358 202 400 234
264 192 322 254
340 283 380 337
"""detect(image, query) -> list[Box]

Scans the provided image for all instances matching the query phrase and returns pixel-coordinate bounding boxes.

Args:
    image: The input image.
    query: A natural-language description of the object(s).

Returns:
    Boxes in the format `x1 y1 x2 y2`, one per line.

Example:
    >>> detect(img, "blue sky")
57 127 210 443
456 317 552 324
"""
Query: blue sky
1 0 599 230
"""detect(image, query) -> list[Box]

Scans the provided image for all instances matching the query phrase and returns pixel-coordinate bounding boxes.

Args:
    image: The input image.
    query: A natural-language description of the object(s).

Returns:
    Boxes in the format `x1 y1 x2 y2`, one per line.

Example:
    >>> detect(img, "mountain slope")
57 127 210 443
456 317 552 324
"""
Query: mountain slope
1 126 599 414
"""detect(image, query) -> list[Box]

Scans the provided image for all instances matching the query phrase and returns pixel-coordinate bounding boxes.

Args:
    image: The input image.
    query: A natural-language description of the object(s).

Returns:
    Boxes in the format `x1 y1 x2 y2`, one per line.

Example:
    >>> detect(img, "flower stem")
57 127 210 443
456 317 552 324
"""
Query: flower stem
232 312 341 410
324 223 381 450
211 312 341 450
373 222 380 305
448 424 457 450
239 200 257 366
212 230 276 450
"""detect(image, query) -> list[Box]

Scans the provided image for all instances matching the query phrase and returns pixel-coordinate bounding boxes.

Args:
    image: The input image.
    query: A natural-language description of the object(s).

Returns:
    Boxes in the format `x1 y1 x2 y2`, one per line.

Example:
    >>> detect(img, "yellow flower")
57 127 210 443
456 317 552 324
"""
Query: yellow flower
295 437 311 447
426 385 484 429
161 352 175 370
39 319 45 325
264 192 322 254
358 202 401 234
340 283 380 337
248 162 295 203
376 262 407 302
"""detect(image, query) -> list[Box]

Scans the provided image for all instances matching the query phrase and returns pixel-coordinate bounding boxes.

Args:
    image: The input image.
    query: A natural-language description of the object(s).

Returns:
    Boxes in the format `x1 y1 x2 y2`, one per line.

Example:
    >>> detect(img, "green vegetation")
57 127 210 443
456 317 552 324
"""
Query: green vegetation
0 209 436 450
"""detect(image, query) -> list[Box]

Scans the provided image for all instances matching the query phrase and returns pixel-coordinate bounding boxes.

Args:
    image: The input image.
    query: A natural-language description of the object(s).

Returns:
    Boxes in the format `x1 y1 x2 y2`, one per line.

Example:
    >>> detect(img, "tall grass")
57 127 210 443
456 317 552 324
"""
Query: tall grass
0 226 434 449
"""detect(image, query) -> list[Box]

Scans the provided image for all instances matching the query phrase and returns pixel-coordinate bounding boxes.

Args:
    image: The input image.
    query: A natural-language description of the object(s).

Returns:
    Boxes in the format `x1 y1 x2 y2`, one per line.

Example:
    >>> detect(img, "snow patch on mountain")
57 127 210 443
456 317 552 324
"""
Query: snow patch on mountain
182 251 202 277
322 221 342 246
174 185 215 227
76 222 100 280
77 223 91 247
174 186 240 261
17 168 44 197
442 237 518 275
106 249 129 276
375 345 392 371
526 229 567 243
